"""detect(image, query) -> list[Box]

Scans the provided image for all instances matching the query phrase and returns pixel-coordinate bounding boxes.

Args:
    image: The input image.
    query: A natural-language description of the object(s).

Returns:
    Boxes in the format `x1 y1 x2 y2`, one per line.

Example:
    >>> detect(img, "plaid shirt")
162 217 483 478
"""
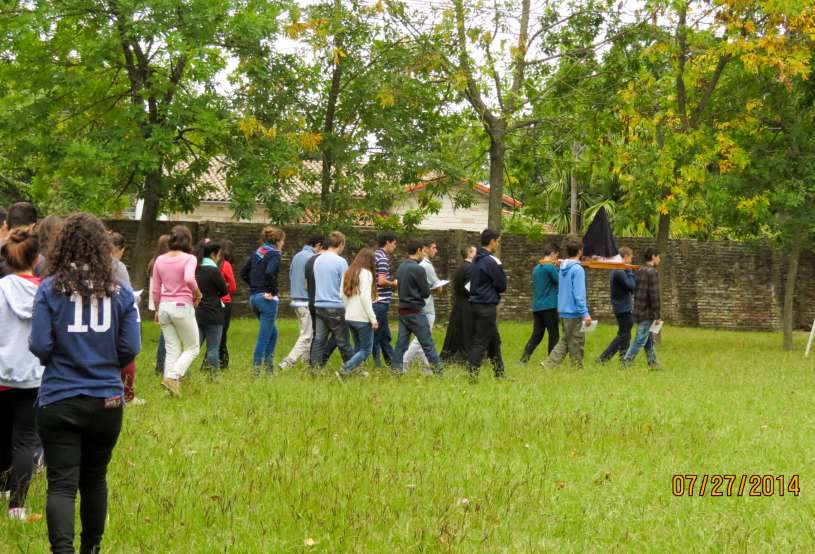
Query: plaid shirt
632 265 660 322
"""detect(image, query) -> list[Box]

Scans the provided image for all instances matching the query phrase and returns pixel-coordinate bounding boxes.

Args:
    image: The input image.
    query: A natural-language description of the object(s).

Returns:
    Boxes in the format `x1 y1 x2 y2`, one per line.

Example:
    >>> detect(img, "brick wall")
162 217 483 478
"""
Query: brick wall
106 220 815 331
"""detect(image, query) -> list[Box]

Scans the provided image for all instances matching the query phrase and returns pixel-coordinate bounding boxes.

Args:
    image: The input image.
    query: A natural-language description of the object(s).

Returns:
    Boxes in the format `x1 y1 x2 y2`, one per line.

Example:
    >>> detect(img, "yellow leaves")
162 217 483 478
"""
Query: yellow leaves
332 47 347 65
377 86 396 108
299 132 322 153
239 117 277 142
284 22 309 39
745 99 761 112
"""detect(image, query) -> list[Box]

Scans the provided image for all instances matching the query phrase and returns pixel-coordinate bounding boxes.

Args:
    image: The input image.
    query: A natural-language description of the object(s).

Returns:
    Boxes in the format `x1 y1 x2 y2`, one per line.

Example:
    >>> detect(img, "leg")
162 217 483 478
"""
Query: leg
468 305 491 377
37 398 83 554
521 311 546 362
251 295 273 368
372 302 393 367
617 312 634 359
644 330 658 367
483 306 504 377
155 332 166 376
171 305 200 379
219 303 232 369
391 317 413 374
565 318 586 368
261 299 279 370
310 311 331 370
324 309 354 363
78 397 123 554
0 396 12 494
546 319 571 366
205 325 223 370
622 320 652 364
159 306 182 380
9 389 38 509
342 322 374 374
282 307 313 367
543 309 560 355
409 314 443 374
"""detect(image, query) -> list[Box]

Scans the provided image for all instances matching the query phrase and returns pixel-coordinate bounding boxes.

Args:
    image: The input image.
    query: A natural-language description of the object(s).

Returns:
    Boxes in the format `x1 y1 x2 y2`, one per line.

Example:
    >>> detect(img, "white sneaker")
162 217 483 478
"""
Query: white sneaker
8 507 26 520
129 397 147 406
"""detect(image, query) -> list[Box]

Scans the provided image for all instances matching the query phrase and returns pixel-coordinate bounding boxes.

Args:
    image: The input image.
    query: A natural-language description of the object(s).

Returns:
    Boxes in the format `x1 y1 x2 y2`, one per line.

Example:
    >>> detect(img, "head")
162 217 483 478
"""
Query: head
219 239 235 264
37 215 64 258
201 240 222 264
461 246 476 261
406 239 424 259
168 225 193 253
642 247 661 267
108 231 126 261
47 213 115 298
481 228 501 251
342 247 377 300
377 232 398 254
544 242 560 261
324 231 346 254
0 227 39 273
422 239 438 260
261 226 285 249
562 234 583 259
307 234 324 252
5 202 37 231
618 246 633 264
148 234 171 274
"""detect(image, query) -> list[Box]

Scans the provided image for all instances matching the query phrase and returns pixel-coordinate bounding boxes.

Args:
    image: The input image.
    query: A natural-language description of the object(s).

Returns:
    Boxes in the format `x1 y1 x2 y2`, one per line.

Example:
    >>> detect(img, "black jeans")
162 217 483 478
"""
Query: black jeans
219 302 232 369
310 308 354 369
308 308 336 366
521 309 559 361
599 311 634 361
468 303 504 377
37 395 123 554
0 388 39 509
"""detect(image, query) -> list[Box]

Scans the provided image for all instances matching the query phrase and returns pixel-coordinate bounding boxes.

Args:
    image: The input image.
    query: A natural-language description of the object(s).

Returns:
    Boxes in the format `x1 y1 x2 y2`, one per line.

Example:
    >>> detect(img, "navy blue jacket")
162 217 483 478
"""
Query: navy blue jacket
241 244 282 296
609 269 636 314
29 278 141 407
469 247 507 305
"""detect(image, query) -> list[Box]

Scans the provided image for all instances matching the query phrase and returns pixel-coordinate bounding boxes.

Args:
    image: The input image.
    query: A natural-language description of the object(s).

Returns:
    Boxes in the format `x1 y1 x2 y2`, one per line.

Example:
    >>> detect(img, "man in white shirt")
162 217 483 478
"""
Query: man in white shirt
403 239 445 371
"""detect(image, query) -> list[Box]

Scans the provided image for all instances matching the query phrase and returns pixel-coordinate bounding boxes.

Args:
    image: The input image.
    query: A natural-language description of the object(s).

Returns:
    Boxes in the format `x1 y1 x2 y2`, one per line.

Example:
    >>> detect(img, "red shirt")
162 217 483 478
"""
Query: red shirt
220 260 237 304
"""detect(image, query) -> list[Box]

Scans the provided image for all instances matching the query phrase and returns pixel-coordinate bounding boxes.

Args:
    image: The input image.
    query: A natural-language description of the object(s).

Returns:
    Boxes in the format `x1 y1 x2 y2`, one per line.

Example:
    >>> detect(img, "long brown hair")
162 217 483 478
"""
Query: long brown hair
147 234 171 275
342 247 376 300
47 213 115 297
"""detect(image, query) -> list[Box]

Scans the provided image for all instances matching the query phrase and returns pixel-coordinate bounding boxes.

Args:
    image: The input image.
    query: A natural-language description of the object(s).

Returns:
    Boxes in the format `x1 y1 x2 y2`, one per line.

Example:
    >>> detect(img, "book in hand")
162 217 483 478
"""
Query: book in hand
431 280 450 290
649 321 664 334
464 281 471 292
580 320 598 333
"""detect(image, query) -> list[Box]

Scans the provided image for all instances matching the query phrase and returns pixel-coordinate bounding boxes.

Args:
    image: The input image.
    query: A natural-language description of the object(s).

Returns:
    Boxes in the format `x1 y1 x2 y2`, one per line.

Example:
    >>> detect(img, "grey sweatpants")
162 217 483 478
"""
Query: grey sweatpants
547 318 585 367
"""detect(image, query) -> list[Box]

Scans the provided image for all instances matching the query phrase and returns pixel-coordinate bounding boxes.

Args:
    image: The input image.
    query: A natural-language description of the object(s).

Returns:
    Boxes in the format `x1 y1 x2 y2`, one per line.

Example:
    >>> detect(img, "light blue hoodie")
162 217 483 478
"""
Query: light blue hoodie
557 259 589 319
0 275 44 389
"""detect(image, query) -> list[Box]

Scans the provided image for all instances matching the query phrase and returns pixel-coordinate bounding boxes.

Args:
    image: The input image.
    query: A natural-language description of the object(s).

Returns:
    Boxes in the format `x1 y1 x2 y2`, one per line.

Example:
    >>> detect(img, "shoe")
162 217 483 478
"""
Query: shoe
540 360 555 370
8 507 26 520
648 363 662 371
361 371 370 379
129 397 147 406
517 359 528 366
596 357 608 365
620 360 632 370
161 378 181 397
335 371 346 381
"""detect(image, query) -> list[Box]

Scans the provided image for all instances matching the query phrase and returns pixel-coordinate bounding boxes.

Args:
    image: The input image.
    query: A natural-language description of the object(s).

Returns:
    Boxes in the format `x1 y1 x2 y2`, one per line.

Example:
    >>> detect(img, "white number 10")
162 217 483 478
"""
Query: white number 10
68 295 112 333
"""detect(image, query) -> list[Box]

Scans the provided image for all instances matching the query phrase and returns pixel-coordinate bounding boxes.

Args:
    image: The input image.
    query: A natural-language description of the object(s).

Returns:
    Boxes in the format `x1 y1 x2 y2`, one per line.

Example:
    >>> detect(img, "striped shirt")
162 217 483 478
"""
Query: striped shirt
374 248 392 304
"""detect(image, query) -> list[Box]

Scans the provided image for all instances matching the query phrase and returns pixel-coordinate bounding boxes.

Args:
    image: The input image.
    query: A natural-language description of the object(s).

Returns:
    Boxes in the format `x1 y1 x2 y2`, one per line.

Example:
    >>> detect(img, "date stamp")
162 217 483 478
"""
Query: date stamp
672 474 800 497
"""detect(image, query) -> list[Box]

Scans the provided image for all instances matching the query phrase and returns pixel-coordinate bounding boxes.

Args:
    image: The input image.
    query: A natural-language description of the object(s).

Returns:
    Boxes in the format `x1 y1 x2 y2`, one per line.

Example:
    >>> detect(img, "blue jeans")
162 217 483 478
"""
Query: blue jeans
343 321 374 374
198 324 223 371
250 294 279 370
393 313 442 374
310 308 354 369
156 332 166 374
372 302 394 366
622 320 657 366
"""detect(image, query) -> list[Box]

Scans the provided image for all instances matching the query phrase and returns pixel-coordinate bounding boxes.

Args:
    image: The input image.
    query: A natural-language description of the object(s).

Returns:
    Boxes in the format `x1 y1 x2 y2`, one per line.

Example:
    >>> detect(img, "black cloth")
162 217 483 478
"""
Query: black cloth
441 261 473 363
610 269 636 314
240 249 282 296
469 248 507 305
599 311 634 362
305 254 320 312
468 303 504 377
36 395 123 554
521 308 559 361
219 302 232 369
396 258 430 310
194 265 227 326
582 206 618 258
0 388 39 509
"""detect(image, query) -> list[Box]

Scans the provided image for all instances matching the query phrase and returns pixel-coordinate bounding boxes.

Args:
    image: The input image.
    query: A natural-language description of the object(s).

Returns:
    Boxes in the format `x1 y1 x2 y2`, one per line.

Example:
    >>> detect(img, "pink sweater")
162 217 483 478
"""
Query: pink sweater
151 253 198 306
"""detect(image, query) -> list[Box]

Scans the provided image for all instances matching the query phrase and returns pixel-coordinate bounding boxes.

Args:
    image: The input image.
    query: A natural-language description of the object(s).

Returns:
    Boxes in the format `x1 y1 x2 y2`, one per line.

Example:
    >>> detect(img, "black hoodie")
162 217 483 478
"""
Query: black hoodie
469 247 507 305
396 258 430 311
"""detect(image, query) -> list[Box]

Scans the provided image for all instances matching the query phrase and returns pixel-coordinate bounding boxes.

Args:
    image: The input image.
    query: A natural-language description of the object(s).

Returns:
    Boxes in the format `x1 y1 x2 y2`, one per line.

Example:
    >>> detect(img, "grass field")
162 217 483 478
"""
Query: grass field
2 317 815 553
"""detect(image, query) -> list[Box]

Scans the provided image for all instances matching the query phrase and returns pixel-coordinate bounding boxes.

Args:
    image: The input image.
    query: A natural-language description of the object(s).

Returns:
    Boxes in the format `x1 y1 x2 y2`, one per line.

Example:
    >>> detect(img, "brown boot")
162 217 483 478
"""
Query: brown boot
161 377 181 397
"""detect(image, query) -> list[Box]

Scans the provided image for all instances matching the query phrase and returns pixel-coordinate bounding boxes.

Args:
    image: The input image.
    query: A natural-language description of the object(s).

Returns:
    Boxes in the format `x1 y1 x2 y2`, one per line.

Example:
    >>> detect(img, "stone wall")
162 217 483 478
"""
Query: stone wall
106 220 815 331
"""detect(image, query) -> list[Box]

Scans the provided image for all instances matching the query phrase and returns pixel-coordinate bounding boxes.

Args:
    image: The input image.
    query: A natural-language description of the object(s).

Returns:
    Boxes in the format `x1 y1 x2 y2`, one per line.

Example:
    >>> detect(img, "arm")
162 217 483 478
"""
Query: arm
240 256 252 286
416 267 431 299
117 288 142 367
214 268 228 298
573 267 589 318
425 263 443 295
490 259 507 294
651 270 661 320
264 252 281 296
223 262 237 295
29 286 54 363
548 265 559 285
184 255 198 291
151 259 163 307
362 271 377 325
618 269 636 293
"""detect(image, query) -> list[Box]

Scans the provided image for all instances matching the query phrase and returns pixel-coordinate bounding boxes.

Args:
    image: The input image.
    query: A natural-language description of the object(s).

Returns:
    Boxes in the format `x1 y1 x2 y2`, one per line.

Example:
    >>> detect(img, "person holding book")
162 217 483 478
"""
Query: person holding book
402 239 444 372
544 235 592 369
621 248 662 370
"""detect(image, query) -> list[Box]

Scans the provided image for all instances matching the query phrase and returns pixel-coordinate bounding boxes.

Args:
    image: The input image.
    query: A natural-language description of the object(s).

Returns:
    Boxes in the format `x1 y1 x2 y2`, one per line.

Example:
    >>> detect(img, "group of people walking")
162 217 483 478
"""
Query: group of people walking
0 201 663 553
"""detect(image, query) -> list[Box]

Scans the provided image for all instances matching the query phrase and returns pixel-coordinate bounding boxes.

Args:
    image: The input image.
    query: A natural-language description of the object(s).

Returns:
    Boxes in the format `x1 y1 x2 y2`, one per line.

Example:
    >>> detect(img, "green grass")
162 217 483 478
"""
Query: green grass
3 318 815 553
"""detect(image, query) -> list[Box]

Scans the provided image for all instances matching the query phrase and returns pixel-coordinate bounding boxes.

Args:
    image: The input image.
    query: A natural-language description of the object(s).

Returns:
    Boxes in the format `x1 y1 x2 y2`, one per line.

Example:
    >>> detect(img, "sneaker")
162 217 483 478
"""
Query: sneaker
517 359 528 366
648 363 662 371
161 378 181 397
540 360 555 370
595 357 608 365
361 371 370 379
8 507 26 520
129 397 147 406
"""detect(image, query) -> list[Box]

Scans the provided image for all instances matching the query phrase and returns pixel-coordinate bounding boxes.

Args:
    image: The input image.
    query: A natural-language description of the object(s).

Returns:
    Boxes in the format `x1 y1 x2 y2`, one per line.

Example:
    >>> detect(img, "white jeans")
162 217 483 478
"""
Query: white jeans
403 312 435 370
159 301 200 380
281 306 312 367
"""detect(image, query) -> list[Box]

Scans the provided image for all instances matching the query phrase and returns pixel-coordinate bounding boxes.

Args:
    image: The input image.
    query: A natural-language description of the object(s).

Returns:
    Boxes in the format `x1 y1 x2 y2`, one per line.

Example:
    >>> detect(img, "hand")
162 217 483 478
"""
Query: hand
263 292 274 300
193 289 202 307
656 319 663 326
153 311 160 324
583 316 592 326
372 322 380 331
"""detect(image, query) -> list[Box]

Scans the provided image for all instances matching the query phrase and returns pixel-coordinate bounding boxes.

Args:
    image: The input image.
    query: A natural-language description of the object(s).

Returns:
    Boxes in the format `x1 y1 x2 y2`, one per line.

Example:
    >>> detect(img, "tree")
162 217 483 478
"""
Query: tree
0 0 282 286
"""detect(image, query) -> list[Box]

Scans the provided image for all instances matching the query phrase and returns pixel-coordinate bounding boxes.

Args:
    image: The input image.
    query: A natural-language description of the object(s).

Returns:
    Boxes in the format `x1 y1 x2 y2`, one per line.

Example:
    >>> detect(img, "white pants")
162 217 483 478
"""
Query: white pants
403 312 435 370
281 306 313 367
159 301 200 380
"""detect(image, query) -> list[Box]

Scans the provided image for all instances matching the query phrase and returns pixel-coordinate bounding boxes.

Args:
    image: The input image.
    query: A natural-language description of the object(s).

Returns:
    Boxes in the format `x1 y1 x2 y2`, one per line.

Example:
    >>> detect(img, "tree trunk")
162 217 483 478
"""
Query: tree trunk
131 171 161 290
783 235 802 350
487 122 506 231
570 168 578 235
